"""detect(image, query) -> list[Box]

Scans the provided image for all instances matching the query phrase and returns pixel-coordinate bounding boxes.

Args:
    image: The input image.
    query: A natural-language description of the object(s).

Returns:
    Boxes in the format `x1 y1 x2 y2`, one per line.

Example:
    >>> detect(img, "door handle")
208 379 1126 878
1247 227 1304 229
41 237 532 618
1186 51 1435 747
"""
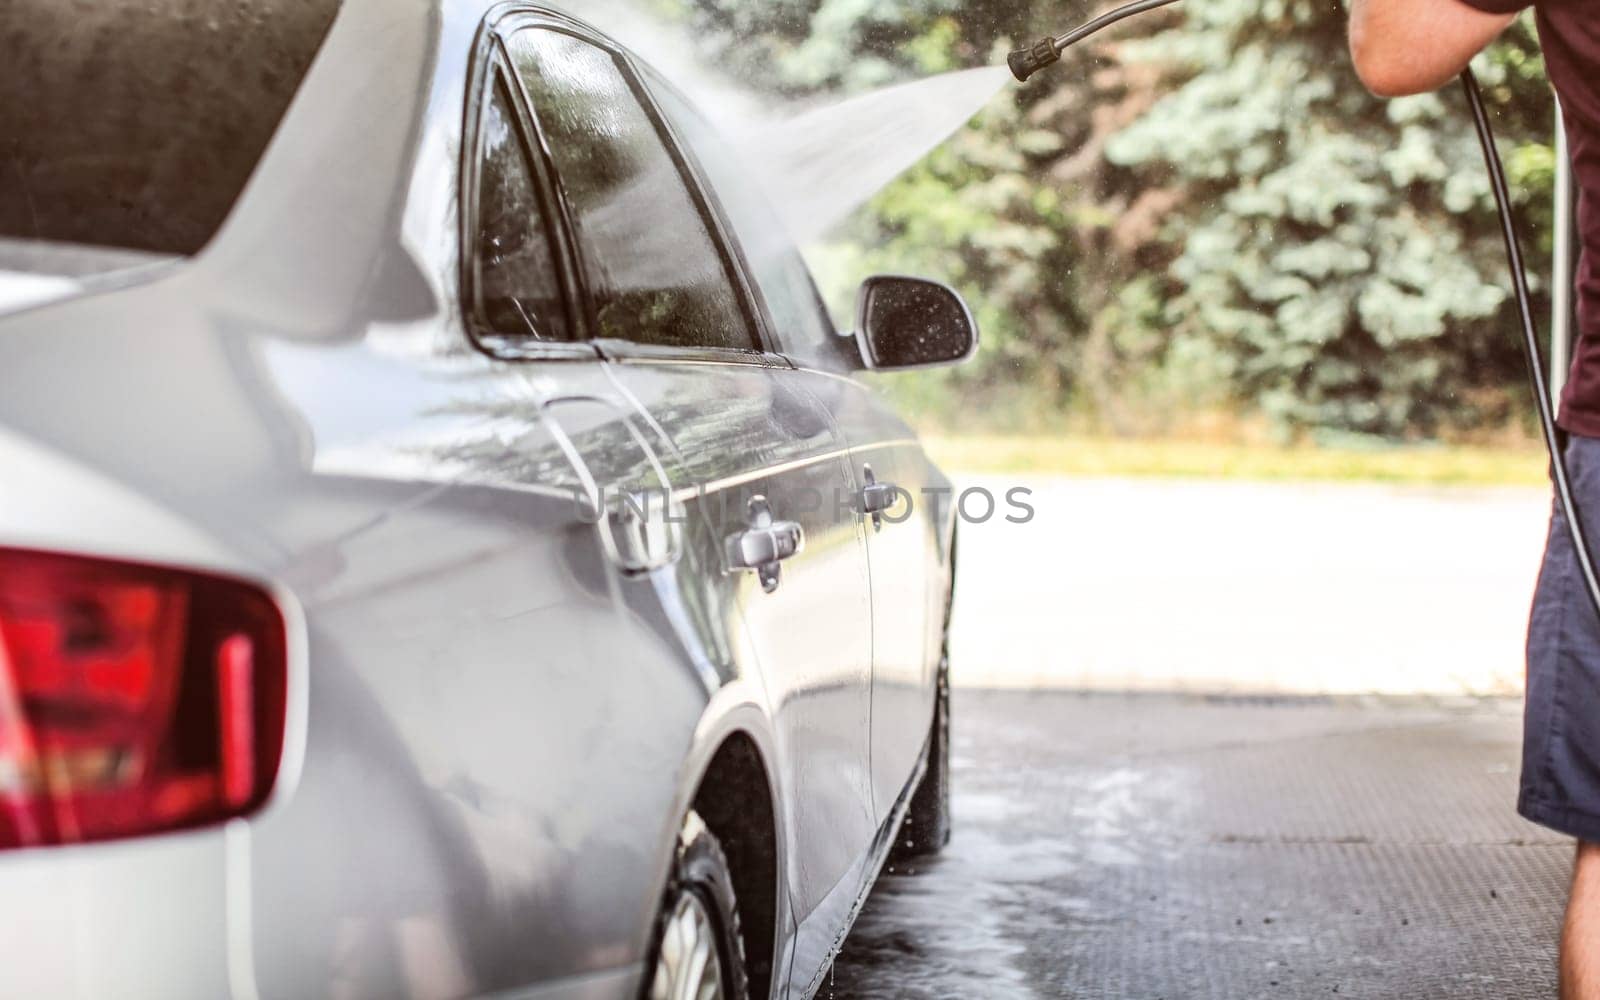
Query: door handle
859 464 898 531
725 495 804 594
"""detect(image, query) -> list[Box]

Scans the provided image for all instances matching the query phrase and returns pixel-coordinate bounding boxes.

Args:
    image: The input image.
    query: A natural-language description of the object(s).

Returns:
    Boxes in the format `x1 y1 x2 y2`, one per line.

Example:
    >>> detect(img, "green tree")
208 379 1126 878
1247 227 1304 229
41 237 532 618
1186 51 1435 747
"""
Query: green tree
1107 0 1552 439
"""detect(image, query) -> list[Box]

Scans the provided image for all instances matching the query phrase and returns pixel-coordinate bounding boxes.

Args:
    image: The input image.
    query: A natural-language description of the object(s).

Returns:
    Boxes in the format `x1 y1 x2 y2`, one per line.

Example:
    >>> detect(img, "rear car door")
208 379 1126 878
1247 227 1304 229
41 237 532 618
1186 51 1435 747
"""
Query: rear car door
494 14 881 938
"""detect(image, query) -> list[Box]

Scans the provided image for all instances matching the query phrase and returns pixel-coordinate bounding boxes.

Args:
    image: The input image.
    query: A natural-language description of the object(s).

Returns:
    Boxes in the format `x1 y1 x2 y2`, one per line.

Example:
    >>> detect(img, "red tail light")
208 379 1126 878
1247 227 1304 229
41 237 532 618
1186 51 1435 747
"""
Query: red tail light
0 548 287 849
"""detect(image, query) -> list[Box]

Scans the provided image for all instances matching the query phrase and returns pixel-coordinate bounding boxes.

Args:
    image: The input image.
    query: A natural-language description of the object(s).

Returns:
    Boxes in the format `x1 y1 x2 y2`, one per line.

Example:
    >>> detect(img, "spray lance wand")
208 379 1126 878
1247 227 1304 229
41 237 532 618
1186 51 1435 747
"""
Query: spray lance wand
1007 1 1600 624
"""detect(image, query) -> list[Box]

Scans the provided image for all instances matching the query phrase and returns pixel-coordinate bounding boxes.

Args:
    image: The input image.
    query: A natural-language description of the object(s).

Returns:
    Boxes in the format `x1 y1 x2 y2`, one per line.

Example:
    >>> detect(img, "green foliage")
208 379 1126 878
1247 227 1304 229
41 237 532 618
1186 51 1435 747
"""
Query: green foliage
678 0 1032 94
1104 0 1551 437
679 0 1558 439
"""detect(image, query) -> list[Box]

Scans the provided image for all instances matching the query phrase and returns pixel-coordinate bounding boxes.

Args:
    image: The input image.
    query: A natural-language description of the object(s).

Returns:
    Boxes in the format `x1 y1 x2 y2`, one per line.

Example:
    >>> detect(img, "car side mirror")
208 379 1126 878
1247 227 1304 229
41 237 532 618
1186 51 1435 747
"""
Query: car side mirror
853 275 978 371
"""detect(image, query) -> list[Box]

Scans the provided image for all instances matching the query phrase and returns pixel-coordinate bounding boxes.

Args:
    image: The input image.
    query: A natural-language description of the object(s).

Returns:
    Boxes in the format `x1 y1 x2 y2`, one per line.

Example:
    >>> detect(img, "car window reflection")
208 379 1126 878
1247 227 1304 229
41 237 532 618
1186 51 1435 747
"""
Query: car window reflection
506 29 755 352
474 77 570 342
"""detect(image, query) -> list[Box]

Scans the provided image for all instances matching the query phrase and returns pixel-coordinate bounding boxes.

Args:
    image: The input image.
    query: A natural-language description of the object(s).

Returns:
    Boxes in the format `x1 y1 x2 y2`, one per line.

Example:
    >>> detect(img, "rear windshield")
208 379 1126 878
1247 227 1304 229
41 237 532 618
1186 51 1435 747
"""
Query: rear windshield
0 0 341 257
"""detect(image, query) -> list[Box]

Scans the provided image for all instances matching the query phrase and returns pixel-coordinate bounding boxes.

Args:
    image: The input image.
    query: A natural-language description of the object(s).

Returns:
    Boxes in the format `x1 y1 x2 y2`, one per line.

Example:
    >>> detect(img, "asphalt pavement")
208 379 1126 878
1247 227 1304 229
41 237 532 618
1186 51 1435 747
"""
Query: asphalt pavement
829 690 1568 999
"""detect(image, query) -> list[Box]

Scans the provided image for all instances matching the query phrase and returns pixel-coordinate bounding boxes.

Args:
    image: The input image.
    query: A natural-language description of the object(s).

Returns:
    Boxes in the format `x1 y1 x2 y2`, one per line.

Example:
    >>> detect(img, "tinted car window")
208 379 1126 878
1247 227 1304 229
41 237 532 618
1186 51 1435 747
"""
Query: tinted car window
505 29 756 352
473 76 569 342
644 74 851 371
0 0 340 256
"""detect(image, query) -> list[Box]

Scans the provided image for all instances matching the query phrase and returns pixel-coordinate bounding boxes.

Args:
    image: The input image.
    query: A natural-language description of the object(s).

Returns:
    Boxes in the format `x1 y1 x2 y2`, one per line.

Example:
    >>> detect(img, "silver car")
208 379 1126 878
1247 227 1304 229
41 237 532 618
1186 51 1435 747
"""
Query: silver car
0 1 970 997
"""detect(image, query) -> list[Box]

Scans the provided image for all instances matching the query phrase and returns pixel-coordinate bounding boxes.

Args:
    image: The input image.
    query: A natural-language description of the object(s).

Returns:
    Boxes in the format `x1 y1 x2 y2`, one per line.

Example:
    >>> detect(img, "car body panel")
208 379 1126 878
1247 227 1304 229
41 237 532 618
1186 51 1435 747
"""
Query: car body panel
0 831 232 999
0 0 958 996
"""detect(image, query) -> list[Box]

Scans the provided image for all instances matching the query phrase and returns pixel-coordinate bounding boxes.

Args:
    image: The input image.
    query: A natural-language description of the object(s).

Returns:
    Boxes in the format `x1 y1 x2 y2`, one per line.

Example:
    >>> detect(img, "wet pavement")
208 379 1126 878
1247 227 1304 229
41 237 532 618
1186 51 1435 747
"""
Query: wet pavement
829 690 1568 999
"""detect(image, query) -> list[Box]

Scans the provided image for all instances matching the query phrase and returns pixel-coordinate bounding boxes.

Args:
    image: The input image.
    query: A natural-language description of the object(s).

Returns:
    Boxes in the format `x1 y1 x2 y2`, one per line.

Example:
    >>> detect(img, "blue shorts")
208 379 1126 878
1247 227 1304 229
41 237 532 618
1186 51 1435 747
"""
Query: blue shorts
1523 433 1600 841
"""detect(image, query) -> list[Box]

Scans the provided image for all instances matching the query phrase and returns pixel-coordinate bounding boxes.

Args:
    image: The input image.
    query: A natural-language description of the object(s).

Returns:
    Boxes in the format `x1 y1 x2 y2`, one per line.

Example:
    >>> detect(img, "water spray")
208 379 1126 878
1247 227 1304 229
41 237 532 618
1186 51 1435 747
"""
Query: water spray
1007 0 1600 622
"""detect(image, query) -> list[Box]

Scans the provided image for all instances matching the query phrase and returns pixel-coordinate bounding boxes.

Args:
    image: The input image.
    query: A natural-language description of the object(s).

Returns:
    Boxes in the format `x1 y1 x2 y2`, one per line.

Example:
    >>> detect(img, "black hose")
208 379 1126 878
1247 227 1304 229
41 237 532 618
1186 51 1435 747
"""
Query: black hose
1009 0 1184 81
1009 3 1600 622
1053 0 1186 52
1461 68 1600 622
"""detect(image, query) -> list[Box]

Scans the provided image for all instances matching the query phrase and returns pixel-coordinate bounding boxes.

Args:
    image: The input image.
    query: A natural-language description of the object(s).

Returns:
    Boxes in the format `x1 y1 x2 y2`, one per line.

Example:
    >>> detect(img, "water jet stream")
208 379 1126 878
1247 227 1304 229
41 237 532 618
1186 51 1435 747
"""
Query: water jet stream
728 66 1016 243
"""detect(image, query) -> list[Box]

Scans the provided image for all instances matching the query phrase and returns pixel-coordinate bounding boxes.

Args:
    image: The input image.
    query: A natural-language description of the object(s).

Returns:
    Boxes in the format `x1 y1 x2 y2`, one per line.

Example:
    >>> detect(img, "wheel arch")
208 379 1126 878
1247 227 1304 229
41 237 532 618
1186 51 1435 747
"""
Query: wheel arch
649 689 789 1000
692 731 782 999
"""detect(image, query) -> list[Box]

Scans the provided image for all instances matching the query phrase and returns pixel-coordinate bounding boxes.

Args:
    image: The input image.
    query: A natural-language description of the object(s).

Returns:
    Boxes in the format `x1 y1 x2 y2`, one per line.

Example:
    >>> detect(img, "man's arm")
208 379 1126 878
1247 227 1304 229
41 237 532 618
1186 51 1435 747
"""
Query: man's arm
1348 0 1519 97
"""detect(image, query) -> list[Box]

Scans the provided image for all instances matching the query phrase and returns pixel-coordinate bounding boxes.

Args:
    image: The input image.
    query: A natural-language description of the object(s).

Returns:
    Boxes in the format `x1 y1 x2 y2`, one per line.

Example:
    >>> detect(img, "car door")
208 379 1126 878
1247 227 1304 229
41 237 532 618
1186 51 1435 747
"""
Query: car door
494 14 881 940
638 69 945 822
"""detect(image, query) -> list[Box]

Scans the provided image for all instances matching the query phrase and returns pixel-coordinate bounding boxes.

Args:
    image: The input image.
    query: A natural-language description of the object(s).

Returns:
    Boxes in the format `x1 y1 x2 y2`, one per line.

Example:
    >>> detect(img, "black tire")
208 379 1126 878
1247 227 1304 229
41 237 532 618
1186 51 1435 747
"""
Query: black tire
891 643 951 860
644 811 750 1000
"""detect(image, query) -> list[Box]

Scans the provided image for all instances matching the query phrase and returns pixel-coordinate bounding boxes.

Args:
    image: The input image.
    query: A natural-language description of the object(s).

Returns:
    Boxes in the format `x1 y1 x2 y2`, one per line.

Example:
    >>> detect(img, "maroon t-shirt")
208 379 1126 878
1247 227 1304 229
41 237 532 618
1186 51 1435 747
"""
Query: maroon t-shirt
1461 0 1600 436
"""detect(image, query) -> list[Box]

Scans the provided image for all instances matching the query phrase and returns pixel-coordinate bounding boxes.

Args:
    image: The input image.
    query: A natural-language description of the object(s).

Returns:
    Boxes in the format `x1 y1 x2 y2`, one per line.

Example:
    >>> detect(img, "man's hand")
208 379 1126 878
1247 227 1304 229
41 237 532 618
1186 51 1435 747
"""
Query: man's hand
1348 0 1518 97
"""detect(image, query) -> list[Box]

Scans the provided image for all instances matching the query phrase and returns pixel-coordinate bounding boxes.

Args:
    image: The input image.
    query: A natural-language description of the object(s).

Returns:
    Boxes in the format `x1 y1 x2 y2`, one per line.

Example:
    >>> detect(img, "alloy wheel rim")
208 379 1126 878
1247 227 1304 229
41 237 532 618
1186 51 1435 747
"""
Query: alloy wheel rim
649 889 726 1000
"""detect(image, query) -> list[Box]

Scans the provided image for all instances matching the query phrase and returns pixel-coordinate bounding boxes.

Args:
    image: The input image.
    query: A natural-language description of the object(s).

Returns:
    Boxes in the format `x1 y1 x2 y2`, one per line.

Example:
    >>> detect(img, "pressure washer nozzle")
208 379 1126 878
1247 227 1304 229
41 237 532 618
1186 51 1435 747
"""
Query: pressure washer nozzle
1008 37 1061 82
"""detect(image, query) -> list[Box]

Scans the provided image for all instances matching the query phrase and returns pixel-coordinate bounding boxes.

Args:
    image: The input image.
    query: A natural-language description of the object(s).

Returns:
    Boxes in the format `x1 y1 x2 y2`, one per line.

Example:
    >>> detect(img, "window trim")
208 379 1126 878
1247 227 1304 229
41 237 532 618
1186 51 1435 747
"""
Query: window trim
459 21 595 362
479 8 791 368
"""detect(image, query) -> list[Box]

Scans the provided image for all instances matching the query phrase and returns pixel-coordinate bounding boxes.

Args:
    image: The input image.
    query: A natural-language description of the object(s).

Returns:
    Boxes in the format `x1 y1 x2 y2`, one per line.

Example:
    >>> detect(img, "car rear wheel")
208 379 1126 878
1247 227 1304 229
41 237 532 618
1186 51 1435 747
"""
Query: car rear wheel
892 641 951 859
646 811 749 1000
